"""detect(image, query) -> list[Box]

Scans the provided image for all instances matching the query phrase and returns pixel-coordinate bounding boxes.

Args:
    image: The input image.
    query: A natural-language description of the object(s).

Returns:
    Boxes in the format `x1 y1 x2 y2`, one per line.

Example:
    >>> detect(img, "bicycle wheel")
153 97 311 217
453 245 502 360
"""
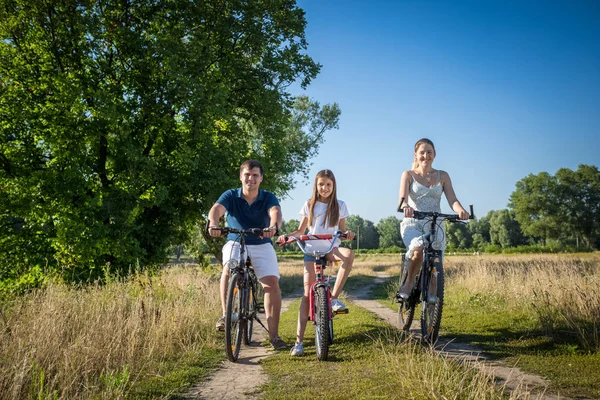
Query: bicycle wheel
313 285 330 361
397 265 416 331
225 272 245 361
421 257 444 344
244 272 257 345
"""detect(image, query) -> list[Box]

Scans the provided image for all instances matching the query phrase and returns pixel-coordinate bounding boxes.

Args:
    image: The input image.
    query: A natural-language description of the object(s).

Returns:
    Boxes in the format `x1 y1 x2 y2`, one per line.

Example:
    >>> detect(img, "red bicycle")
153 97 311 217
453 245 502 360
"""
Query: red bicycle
280 231 350 361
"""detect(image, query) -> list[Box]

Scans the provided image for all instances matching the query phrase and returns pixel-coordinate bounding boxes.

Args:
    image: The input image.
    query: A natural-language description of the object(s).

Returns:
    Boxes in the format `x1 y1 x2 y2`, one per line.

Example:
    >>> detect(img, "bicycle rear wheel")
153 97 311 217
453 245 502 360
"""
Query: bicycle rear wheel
314 285 330 361
225 272 245 361
397 265 416 331
421 258 444 344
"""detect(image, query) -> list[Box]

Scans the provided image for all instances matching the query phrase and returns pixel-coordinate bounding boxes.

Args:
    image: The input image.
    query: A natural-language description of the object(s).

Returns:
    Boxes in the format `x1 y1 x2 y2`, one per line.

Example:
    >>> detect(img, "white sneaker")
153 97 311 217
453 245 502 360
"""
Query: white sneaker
290 341 304 356
331 298 347 313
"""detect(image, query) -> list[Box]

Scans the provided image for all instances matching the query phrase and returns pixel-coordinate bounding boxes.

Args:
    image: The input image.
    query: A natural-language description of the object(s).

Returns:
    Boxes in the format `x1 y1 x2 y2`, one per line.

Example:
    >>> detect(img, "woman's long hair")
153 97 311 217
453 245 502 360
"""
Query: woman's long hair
308 169 339 228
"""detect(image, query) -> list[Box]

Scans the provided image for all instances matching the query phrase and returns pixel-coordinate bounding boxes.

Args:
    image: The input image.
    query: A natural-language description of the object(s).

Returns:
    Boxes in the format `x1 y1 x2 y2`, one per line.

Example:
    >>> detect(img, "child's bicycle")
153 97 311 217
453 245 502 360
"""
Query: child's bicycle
207 224 268 362
396 201 474 344
280 231 350 361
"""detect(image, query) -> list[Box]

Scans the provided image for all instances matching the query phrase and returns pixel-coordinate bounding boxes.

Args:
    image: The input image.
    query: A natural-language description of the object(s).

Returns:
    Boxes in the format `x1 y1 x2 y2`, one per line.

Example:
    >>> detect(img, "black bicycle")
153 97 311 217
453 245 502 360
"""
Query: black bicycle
207 224 268 362
396 200 474 343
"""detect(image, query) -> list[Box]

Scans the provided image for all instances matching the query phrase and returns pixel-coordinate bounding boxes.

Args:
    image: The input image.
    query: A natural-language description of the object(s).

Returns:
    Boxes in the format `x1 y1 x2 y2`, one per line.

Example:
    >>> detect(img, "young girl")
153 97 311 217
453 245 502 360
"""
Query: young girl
277 169 355 356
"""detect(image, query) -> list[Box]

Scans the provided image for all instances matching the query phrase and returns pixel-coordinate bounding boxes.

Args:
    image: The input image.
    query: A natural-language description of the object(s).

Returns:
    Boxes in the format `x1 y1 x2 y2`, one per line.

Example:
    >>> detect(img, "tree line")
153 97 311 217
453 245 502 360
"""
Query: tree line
277 164 600 254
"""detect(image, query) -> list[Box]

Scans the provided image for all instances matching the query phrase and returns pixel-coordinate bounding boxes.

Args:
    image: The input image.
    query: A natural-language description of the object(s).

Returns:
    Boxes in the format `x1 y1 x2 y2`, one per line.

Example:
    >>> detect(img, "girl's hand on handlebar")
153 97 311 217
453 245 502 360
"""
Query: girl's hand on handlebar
403 206 414 218
344 230 355 240
208 226 222 237
276 234 288 244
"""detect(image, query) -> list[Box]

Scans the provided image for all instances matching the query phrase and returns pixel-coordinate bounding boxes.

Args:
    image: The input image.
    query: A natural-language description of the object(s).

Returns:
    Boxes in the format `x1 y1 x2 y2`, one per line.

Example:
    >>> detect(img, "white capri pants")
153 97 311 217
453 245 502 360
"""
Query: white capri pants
222 241 280 280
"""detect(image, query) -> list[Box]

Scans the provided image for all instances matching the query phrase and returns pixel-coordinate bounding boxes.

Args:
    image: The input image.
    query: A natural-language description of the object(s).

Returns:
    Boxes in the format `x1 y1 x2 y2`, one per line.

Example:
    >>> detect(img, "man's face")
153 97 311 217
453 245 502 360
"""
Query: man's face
240 167 263 191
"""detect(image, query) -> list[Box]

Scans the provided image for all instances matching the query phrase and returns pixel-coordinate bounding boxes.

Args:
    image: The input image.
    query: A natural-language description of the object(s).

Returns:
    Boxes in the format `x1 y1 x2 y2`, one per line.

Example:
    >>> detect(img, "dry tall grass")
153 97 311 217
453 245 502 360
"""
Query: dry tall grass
445 253 600 351
0 266 220 399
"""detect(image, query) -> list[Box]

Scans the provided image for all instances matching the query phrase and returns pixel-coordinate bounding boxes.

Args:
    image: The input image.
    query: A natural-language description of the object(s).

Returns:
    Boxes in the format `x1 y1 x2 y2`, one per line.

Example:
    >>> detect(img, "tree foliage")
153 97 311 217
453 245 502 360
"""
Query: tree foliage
509 165 600 248
489 209 525 248
0 0 340 289
376 216 403 249
345 215 379 250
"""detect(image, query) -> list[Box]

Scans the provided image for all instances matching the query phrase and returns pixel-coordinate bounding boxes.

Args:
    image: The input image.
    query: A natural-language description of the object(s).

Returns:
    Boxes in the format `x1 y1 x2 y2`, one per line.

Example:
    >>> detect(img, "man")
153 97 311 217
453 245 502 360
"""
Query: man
207 160 287 350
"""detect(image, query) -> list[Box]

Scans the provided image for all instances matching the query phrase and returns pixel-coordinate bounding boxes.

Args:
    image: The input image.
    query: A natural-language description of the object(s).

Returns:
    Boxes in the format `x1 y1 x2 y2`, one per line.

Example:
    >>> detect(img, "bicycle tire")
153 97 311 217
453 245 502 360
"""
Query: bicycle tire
421 258 444 344
225 272 245 361
397 265 416 331
244 272 257 345
314 285 330 361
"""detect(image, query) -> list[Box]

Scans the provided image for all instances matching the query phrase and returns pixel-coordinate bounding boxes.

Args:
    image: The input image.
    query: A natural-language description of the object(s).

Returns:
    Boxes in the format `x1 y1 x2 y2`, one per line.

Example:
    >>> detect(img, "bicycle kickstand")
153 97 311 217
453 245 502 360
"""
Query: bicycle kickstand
254 315 269 334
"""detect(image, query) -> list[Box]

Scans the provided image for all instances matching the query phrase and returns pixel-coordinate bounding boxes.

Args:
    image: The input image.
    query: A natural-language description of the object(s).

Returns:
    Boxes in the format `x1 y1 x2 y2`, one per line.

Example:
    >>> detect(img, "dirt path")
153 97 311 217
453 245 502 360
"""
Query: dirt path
347 272 570 400
186 273 572 400
184 293 299 400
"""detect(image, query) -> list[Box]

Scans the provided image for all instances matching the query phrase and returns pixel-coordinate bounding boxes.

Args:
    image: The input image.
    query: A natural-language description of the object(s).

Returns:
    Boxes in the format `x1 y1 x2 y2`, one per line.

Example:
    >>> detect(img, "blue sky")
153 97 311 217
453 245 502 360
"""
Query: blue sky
278 0 600 224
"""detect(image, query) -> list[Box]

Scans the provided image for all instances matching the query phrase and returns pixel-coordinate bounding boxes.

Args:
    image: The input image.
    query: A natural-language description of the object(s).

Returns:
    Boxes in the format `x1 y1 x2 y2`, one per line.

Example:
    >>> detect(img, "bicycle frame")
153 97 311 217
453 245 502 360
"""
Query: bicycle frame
282 232 342 322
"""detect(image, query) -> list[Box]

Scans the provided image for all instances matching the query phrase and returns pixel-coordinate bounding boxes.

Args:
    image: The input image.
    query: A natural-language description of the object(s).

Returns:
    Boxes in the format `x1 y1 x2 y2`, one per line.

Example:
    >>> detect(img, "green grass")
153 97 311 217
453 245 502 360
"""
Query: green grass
443 287 600 399
259 299 507 399
372 277 600 399
128 348 223 399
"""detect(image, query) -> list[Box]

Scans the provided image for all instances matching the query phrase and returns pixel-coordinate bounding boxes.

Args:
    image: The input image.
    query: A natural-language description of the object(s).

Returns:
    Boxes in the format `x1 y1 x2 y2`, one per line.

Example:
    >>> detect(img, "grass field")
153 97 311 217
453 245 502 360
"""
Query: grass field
1 252 598 398
376 253 600 398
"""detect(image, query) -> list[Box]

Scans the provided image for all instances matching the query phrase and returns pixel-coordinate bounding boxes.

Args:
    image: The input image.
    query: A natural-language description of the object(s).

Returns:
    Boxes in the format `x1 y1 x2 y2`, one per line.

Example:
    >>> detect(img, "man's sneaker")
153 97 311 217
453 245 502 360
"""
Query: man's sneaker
331 298 348 313
290 341 304 356
270 336 288 350
215 316 225 332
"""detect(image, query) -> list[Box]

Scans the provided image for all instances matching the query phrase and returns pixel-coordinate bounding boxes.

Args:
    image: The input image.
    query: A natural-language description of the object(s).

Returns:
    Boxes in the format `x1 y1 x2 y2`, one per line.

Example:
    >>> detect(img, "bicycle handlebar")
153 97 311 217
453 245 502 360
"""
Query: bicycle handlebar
205 220 276 237
278 231 351 257
397 198 475 221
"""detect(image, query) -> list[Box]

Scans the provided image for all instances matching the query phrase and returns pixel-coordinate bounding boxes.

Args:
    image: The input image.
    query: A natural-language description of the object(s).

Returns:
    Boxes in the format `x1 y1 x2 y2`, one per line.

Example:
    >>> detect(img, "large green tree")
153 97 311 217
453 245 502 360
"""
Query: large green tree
509 165 600 248
0 0 339 287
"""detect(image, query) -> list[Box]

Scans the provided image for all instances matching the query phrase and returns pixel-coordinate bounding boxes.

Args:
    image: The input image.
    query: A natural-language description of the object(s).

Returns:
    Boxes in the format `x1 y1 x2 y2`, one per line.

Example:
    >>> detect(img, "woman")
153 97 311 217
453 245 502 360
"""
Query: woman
398 138 469 299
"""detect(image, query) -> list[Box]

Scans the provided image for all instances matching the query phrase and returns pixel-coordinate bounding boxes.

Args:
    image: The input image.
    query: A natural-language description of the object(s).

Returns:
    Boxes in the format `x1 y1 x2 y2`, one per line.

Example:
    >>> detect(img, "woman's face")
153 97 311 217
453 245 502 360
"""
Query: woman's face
316 177 334 200
414 143 435 168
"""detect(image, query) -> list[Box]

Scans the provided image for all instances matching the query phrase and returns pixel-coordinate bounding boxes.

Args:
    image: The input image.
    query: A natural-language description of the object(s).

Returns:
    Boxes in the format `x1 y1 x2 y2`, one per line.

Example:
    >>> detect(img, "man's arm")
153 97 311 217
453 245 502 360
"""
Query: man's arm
208 203 227 237
262 205 282 239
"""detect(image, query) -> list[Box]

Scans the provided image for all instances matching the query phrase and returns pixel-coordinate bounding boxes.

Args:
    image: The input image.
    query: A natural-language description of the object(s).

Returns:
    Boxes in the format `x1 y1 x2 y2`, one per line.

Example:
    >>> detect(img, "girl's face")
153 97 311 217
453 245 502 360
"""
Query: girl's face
316 177 334 200
414 143 435 168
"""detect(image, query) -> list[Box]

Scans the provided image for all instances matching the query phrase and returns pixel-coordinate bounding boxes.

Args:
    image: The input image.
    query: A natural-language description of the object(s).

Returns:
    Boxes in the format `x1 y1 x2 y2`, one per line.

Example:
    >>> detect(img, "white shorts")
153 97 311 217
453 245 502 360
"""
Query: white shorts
222 241 279 280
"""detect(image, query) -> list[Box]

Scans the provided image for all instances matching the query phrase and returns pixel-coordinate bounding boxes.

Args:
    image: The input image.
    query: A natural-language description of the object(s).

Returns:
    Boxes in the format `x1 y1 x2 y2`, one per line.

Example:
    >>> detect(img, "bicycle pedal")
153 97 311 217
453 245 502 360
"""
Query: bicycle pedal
216 326 225 332
333 309 349 315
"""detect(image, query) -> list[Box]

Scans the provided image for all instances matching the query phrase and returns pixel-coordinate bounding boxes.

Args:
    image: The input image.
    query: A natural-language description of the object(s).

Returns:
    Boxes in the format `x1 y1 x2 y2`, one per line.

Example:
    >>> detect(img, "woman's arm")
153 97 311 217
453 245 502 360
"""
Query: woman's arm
398 170 415 217
441 171 469 220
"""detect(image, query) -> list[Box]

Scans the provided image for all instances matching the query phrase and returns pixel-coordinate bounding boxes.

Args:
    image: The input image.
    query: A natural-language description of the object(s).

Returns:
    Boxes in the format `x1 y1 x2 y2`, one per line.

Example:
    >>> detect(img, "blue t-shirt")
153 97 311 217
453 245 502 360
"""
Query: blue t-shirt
216 188 280 245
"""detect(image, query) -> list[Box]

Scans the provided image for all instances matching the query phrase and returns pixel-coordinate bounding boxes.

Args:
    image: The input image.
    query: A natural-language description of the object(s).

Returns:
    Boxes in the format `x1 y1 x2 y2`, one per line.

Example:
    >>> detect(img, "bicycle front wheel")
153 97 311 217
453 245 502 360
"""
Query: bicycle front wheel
244 272 258 345
313 286 330 361
421 258 444 344
397 265 416 331
225 272 245 361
